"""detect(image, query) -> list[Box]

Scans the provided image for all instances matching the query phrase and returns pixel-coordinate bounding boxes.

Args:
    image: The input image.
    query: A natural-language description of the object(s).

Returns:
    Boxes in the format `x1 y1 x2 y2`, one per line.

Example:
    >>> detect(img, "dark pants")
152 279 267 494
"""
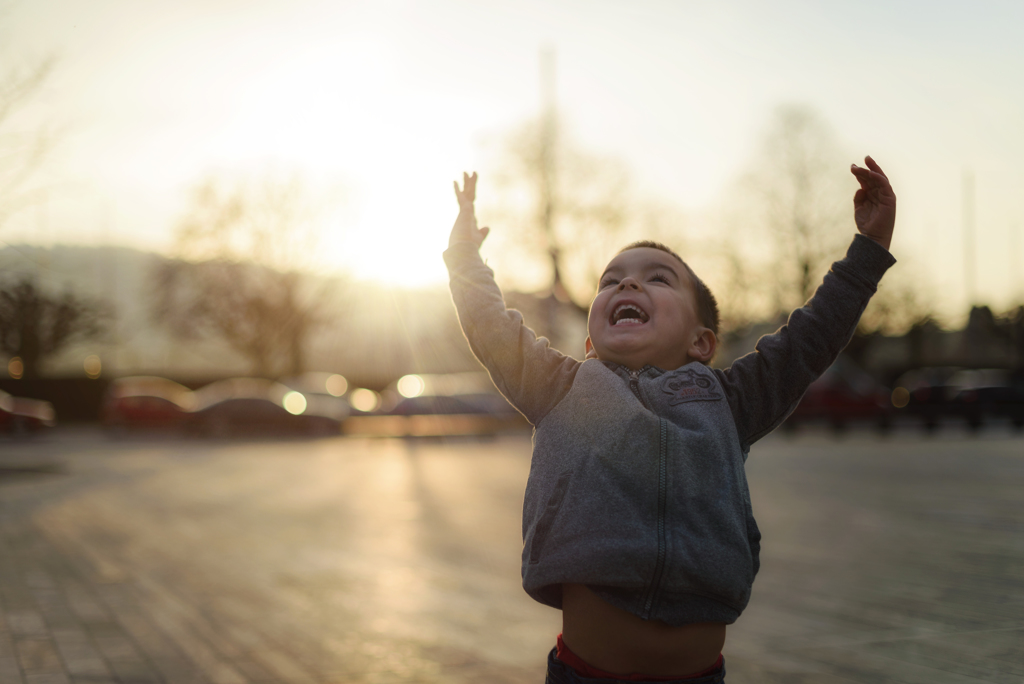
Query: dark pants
545 648 725 684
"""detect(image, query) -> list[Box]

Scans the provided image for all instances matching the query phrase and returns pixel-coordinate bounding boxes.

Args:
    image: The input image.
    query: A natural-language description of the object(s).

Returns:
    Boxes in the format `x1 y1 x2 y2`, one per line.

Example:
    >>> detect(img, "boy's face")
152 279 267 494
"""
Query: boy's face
586 247 715 371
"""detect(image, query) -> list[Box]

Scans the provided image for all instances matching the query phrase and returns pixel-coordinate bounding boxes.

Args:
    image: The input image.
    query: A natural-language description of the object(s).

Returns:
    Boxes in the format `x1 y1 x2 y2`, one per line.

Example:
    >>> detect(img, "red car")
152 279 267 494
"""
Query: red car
188 378 341 437
101 376 196 431
786 356 892 433
0 389 56 434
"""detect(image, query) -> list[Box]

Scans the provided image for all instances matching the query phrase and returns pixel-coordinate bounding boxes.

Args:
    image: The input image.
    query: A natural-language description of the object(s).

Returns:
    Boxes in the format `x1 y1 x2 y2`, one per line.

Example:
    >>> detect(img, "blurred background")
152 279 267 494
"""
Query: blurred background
1 0 1022 431
2 4 1023 683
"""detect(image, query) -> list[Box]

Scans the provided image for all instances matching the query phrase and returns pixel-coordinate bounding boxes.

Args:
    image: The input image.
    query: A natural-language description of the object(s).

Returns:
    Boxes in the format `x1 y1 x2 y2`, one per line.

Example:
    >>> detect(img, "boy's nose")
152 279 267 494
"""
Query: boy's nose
618 277 642 291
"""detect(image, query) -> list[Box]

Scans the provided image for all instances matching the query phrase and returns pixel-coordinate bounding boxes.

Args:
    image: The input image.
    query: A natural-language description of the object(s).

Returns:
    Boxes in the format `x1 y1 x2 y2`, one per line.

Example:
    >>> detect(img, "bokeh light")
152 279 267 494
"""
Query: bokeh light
349 388 381 413
891 387 910 408
8 357 23 380
283 391 308 415
84 355 102 379
397 375 426 399
326 374 348 397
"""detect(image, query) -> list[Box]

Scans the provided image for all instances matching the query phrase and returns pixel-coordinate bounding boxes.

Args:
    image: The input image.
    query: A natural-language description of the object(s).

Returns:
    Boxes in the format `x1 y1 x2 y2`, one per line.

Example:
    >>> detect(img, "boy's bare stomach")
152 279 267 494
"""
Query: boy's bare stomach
561 584 726 677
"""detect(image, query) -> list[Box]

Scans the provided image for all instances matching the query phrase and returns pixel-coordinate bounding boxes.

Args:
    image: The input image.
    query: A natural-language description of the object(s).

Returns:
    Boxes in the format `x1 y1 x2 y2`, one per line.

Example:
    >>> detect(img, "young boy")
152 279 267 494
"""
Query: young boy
444 159 896 683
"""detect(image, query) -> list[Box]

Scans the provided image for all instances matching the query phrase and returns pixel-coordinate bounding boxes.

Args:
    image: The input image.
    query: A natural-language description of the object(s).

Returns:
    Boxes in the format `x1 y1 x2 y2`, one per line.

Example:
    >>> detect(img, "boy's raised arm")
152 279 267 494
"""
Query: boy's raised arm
716 157 897 449
444 173 580 425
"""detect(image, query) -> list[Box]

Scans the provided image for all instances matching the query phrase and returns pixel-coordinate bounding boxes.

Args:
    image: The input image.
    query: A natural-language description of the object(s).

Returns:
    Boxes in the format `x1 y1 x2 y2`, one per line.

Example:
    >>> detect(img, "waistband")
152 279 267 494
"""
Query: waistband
555 633 723 681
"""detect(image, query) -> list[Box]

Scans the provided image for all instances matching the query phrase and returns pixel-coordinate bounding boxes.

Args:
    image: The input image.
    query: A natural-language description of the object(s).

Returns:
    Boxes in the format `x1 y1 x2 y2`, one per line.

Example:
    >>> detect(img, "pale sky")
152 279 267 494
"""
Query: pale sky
3 0 1023 319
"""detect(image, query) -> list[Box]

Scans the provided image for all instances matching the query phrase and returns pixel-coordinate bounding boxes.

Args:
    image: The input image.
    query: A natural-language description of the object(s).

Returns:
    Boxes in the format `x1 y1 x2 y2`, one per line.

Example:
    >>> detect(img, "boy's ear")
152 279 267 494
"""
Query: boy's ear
688 328 717 364
585 337 598 360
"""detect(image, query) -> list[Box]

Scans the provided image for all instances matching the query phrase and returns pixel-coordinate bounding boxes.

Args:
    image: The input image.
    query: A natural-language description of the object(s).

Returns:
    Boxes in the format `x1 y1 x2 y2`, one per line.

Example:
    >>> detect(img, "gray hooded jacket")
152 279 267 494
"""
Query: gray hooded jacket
444 234 895 626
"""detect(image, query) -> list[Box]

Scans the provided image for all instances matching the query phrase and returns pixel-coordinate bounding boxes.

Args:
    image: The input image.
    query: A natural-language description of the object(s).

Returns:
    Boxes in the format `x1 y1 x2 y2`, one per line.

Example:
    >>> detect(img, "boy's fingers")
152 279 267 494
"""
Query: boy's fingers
851 164 887 191
454 171 480 208
850 164 872 187
864 156 888 179
854 157 892 193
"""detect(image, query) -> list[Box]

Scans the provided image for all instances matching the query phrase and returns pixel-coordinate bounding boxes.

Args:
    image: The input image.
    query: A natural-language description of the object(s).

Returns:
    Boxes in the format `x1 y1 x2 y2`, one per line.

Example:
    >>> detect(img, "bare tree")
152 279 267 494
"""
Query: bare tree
0 53 101 378
0 278 107 378
153 173 335 378
715 105 852 325
759 106 853 307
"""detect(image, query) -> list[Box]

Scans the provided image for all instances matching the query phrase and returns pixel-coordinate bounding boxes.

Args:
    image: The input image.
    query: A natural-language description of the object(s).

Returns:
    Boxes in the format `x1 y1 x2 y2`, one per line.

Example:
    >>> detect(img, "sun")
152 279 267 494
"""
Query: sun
205 41 484 287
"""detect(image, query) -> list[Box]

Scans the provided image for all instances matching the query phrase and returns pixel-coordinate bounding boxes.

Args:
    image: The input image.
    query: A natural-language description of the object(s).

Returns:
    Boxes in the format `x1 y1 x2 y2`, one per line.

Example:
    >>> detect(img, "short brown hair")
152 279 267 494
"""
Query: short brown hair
617 240 720 336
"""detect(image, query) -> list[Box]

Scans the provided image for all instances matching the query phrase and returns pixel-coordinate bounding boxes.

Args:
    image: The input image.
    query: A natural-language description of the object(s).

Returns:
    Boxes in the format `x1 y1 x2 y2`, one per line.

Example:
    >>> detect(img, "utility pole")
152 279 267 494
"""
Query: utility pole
1012 220 1020 303
962 170 976 307
101 201 120 376
35 189 50 283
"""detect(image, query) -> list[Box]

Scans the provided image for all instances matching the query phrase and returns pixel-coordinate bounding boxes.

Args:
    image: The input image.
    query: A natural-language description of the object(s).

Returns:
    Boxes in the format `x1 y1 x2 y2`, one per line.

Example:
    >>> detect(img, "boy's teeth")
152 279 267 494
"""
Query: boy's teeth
612 304 648 323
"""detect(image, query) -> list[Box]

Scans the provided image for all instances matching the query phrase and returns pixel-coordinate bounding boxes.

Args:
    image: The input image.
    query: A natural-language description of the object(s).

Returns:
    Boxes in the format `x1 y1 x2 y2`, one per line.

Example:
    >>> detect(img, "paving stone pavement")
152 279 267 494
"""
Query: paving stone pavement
0 427 1022 683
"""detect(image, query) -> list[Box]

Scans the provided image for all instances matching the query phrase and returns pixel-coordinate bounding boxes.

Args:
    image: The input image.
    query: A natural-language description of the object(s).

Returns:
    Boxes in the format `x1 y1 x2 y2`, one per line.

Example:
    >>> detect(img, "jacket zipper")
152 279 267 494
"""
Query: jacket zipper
628 368 649 409
642 418 669 618
629 367 668 619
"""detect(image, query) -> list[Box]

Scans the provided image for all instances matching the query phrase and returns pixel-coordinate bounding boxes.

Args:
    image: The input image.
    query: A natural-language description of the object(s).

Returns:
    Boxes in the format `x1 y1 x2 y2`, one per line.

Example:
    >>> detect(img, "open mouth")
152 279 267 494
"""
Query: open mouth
611 303 649 326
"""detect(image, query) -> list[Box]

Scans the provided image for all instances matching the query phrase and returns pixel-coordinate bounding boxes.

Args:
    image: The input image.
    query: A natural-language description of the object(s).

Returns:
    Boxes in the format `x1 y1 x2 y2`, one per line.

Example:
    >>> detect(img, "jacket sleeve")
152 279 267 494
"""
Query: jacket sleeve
714 234 897 450
444 242 581 426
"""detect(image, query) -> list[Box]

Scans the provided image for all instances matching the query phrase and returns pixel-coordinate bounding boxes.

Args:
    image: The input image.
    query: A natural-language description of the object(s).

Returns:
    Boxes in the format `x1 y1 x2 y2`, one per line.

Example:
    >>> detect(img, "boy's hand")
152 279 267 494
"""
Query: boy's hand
450 171 490 249
850 156 896 251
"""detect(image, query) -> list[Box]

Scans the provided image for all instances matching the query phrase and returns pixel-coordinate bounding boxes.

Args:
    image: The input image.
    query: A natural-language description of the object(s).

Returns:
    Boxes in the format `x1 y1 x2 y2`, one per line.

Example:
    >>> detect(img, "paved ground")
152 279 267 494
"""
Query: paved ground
0 426 1022 683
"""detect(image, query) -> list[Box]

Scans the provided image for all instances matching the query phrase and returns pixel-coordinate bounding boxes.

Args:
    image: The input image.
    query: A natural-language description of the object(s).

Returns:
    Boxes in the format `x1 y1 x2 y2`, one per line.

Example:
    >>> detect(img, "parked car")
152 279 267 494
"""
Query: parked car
279 372 351 422
101 376 196 431
947 369 1024 430
340 373 522 437
892 367 964 432
350 373 523 437
390 394 486 416
786 356 892 433
387 373 516 416
0 389 56 434
189 378 340 437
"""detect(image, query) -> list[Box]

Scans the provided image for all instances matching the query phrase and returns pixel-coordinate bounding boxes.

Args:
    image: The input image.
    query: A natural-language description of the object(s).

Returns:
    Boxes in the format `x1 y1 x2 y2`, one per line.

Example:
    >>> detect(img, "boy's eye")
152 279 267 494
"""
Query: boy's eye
650 273 669 284
600 278 619 289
